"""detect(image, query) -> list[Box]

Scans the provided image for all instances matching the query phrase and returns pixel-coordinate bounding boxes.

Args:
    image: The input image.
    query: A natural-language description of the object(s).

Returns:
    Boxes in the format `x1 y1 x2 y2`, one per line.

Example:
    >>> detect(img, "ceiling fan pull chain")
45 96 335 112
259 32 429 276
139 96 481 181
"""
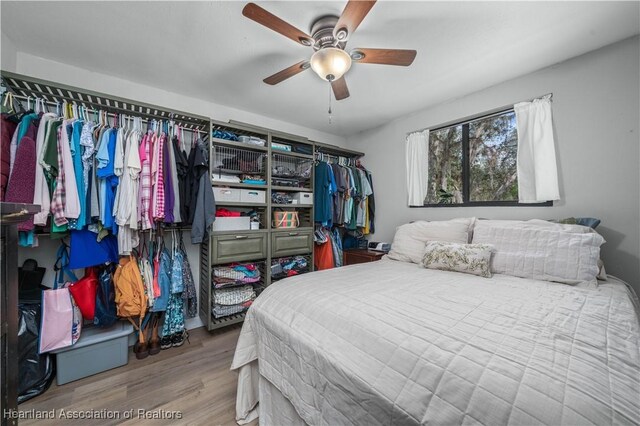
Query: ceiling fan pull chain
328 84 333 125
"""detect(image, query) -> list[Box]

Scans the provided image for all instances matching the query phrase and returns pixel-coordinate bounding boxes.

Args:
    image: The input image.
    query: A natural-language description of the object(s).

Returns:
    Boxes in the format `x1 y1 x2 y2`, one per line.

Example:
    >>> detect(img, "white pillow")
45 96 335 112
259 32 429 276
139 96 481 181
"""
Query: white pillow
472 224 604 284
387 219 472 264
421 241 494 278
473 219 608 279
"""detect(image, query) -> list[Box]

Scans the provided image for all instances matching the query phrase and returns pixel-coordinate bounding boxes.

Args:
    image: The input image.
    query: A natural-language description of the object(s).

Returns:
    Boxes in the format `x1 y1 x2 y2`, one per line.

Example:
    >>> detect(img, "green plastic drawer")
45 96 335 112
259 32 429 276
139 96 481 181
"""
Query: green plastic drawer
271 230 313 257
212 232 267 264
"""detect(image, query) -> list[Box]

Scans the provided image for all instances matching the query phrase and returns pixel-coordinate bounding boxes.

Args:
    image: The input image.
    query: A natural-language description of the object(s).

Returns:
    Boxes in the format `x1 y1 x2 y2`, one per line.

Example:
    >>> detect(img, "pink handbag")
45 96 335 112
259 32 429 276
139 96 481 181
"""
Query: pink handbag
39 245 83 354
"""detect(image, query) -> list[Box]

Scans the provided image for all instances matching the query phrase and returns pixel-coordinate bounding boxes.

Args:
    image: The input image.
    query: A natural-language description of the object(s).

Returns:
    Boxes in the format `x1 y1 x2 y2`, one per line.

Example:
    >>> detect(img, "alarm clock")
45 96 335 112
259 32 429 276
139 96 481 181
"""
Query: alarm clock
368 241 391 252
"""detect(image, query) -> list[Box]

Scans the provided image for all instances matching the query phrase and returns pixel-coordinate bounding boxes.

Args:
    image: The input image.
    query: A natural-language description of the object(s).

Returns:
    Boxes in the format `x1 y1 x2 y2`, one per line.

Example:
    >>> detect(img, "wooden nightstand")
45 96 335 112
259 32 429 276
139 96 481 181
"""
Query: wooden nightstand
343 249 386 266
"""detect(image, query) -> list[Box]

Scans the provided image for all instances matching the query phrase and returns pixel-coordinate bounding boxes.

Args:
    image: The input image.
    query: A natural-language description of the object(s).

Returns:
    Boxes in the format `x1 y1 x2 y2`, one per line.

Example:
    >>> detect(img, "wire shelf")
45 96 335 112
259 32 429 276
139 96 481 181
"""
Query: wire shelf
272 154 313 179
212 146 266 175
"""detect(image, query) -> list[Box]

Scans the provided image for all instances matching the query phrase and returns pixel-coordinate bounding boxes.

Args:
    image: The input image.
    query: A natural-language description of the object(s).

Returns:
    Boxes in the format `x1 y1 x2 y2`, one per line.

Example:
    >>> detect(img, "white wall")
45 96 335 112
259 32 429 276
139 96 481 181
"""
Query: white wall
10 51 347 330
349 36 640 292
1 31 18 72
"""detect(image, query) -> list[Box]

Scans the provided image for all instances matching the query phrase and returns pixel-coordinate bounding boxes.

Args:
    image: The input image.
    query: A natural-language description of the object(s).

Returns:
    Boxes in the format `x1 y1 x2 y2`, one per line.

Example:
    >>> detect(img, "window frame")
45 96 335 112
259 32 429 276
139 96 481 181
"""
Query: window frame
415 108 553 208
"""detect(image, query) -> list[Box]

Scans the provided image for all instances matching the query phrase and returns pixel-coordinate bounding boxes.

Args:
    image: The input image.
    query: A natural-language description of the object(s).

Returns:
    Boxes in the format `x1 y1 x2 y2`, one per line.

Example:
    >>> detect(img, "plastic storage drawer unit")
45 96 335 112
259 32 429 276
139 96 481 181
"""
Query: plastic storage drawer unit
52 322 133 385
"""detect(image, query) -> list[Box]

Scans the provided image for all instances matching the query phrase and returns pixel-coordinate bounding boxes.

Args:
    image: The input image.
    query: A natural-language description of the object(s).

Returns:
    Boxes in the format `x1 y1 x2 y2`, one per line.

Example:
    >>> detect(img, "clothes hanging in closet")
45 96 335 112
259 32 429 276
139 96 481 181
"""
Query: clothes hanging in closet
2 100 214 250
313 160 375 234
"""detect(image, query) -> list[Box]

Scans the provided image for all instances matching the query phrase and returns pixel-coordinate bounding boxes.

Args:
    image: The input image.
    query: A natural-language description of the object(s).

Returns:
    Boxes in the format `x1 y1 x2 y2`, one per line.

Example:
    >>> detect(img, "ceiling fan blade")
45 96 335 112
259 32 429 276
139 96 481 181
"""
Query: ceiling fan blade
333 0 377 42
331 77 350 101
263 61 309 85
351 48 417 66
243 3 314 47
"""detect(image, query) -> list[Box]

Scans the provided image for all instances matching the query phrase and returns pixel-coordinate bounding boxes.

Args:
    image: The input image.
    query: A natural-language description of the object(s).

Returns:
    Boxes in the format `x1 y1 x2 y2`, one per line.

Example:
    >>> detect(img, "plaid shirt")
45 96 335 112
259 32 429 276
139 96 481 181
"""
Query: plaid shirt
138 132 152 230
51 125 68 226
153 132 166 221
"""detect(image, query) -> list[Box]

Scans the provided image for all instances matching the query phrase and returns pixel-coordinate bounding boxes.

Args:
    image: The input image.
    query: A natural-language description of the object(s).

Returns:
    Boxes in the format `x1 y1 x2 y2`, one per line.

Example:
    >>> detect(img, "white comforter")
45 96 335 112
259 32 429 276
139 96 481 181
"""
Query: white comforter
232 259 640 425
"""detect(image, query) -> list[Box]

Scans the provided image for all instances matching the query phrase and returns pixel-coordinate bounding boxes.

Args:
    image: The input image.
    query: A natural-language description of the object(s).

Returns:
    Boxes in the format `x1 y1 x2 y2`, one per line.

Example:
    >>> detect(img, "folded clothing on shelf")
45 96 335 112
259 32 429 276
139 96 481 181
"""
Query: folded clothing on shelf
212 129 239 141
292 145 313 155
212 173 242 183
238 135 266 147
214 285 256 306
241 174 266 185
215 208 259 218
271 256 309 279
272 178 301 187
272 192 293 205
213 263 262 288
212 300 253 318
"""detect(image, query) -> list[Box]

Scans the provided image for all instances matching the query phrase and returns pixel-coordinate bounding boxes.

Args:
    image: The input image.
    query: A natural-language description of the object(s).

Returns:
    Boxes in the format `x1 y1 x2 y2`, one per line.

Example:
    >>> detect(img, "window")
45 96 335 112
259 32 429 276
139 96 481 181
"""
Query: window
424 110 550 207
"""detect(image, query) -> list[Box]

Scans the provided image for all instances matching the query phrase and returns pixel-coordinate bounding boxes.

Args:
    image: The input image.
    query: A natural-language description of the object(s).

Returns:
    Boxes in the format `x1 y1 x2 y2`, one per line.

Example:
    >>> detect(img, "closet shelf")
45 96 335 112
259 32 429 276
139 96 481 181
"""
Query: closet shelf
270 150 314 160
209 312 247 329
271 204 313 209
216 202 267 207
270 186 312 192
211 137 268 152
210 229 269 236
272 226 314 233
212 182 267 189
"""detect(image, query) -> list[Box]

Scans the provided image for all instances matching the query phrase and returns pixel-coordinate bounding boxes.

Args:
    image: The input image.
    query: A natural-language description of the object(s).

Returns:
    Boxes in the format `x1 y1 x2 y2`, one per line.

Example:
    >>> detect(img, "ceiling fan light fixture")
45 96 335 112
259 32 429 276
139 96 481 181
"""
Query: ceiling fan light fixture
350 50 365 61
310 47 352 81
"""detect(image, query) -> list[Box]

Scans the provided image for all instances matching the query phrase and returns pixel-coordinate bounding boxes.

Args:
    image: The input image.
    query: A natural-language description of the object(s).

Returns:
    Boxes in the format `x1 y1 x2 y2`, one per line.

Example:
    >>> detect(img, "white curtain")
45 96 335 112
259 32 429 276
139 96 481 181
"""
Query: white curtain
514 95 560 203
405 130 429 206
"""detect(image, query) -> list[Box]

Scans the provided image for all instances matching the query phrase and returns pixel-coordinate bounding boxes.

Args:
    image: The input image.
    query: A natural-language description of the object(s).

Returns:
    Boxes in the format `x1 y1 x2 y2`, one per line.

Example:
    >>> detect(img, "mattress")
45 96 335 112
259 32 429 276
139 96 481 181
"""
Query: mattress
232 258 640 425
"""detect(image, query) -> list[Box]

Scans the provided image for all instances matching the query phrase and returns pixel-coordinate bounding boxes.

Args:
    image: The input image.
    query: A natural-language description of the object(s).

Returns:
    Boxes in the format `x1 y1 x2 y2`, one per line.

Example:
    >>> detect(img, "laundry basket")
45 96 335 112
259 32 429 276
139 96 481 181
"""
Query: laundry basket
273 211 299 229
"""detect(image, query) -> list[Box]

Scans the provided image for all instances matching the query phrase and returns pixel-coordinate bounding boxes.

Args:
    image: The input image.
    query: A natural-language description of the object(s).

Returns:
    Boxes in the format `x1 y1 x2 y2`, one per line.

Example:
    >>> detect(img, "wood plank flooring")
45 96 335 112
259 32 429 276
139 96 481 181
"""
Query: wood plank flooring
20 325 255 426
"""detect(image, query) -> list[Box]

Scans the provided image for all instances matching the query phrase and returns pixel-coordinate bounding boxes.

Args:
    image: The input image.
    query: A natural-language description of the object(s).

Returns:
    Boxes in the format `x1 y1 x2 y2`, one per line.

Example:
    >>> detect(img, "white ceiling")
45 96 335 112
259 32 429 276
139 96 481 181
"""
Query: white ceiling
2 1 639 137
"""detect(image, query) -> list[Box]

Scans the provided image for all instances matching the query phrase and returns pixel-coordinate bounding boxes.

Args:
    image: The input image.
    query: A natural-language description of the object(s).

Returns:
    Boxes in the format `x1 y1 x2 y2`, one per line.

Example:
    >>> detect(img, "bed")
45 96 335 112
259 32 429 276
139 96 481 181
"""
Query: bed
232 215 640 426
232 257 640 425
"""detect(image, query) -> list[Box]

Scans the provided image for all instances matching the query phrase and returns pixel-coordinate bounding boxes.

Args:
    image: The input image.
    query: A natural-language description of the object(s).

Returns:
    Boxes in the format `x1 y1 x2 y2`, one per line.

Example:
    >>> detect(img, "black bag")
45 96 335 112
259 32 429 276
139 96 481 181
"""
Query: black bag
94 265 118 327
18 259 46 302
18 303 54 403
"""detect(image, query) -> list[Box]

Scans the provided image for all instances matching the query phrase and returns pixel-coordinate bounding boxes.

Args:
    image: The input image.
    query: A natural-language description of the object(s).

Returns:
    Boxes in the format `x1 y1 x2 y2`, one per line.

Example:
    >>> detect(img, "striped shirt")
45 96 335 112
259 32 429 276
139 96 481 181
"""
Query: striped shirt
138 132 152 230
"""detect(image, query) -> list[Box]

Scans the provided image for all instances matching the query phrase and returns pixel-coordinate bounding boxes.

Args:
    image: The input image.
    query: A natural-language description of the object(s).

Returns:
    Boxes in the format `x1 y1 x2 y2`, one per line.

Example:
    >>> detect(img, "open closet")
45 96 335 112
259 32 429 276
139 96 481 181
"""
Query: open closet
312 142 371 270
0 71 211 407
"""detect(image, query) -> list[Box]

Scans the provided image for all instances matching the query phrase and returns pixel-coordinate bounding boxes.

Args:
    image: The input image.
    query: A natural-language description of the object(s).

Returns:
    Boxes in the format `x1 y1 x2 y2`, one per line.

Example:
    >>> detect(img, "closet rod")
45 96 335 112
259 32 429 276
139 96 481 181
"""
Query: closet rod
1 72 209 130
5 93 206 134
34 226 192 237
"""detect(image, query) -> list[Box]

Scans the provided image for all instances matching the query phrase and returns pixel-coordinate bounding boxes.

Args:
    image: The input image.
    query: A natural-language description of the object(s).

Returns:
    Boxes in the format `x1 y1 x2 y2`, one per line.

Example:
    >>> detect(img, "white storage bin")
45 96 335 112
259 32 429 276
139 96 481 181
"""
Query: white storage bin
292 192 313 205
212 216 251 232
214 187 241 202
240 189 266 204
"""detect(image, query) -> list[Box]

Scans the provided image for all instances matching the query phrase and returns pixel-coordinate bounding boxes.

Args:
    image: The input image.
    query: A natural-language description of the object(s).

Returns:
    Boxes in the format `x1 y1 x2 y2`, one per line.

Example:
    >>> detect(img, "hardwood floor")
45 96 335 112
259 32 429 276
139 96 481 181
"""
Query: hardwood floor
20 325 255 426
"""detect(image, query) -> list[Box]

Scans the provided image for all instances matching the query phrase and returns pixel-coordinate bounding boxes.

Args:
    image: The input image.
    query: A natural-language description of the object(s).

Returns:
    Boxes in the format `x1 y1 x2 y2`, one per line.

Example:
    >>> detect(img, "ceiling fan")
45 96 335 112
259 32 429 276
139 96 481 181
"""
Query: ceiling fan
242 1 417 101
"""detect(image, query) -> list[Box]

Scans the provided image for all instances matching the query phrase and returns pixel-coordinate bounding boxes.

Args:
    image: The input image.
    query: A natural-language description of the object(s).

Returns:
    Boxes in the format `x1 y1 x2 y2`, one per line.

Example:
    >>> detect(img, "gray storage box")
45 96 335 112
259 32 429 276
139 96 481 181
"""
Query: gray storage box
212 216 251 232
292 192 313 205
52 322 133 385
213 187 241 202
240 189 266 204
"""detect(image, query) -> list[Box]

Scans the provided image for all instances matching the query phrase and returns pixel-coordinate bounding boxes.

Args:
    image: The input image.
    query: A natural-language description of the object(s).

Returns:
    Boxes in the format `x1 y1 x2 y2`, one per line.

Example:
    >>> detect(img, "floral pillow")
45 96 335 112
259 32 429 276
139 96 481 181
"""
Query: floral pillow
421 241 494 278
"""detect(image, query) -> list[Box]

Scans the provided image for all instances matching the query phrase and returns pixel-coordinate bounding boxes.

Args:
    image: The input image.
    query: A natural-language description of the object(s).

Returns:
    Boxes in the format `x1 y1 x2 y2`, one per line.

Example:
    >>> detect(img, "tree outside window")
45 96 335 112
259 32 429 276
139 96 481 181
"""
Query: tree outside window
425 110 520 206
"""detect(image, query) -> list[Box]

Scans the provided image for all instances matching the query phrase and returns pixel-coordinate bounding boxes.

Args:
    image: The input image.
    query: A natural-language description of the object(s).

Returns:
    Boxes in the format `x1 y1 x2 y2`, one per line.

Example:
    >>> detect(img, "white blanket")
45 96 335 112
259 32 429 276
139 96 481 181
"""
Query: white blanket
232 259 640 425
